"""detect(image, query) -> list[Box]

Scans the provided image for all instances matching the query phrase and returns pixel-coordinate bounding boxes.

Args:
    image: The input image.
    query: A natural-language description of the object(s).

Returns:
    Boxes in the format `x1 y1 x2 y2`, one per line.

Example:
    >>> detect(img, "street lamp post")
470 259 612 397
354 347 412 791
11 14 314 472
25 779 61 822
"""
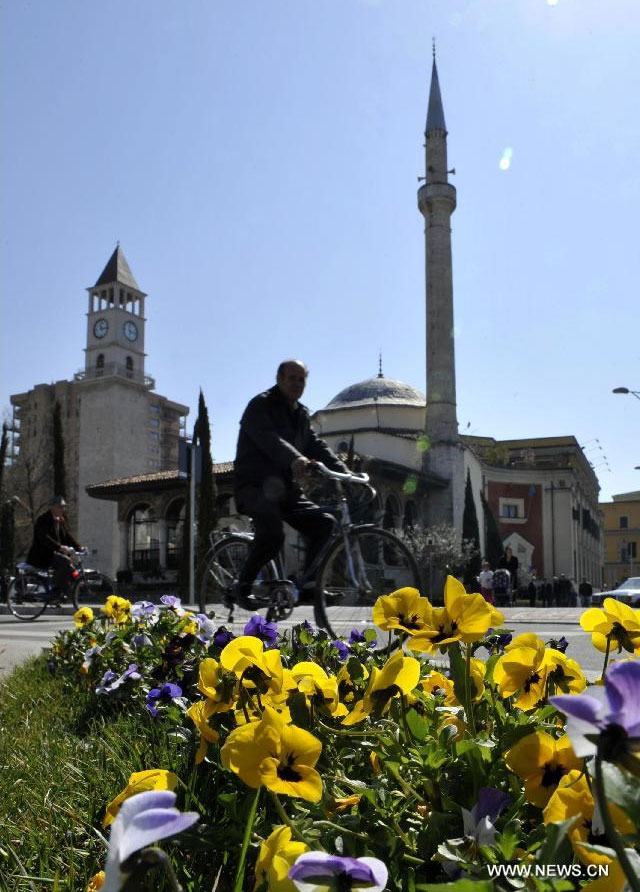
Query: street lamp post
612 387 640 401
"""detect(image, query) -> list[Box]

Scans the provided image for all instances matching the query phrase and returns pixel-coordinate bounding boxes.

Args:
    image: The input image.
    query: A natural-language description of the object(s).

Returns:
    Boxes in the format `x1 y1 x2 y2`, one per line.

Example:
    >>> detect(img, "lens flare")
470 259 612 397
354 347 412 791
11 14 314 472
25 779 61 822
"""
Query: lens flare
547 0 559 6
403 476 418 495
417 435 431 453
499 147 513 171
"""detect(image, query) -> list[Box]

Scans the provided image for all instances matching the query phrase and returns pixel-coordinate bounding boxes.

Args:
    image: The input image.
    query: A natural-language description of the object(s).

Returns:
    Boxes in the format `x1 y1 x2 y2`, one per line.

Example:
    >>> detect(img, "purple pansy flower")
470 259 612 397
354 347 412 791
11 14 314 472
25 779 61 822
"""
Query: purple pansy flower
101 790 199 892
160 595 184 615
289 852 388 892
244 614 278 647
131 600 158 620
96 664 142 697
195 614 217 644
131 632 153 650
332 639 349 661
348 628 377 648
83 644 103 670
146 682 183 717
551 661 640 774
213 627 234 648
478 630 512 654
461 787 511 846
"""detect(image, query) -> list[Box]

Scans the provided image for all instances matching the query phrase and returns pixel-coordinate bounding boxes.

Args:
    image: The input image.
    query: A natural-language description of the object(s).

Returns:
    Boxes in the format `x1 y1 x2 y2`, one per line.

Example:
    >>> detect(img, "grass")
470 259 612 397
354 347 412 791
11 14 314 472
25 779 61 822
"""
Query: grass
0 656 199 892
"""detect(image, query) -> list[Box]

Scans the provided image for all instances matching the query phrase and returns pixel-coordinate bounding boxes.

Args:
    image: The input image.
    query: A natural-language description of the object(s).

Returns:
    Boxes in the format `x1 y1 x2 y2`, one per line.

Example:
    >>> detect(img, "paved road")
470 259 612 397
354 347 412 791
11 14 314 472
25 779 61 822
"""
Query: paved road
0 607 617 681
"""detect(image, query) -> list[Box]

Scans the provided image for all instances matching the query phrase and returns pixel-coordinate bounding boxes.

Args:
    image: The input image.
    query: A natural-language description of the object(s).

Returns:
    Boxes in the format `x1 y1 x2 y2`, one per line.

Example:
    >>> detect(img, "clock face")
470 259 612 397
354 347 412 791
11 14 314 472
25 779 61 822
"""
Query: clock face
93 318 108 339
123 321 138 342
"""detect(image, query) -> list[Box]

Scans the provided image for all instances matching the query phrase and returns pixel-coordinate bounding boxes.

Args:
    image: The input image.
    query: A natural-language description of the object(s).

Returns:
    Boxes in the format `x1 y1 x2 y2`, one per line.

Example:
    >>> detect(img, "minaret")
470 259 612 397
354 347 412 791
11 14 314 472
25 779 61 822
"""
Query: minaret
417 53 464 528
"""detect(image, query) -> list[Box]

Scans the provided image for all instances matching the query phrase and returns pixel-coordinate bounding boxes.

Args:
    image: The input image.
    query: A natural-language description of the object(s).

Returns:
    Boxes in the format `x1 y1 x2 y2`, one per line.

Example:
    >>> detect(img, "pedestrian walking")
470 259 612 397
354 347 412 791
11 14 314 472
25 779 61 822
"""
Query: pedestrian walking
478 560 495 604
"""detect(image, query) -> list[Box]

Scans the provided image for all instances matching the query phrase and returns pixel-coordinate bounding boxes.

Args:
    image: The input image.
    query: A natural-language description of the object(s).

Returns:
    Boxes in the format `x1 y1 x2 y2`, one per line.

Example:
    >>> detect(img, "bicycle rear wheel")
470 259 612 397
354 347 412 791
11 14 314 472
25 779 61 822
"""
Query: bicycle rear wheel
7 573 49 620
73 572 116 610
314 526 421 640
200 535 279 630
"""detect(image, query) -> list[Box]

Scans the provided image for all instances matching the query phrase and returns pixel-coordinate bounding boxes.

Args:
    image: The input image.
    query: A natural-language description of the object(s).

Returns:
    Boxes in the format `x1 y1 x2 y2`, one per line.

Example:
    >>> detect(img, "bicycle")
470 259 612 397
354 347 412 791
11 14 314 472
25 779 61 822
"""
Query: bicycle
6 550 116 621
200 462 421 639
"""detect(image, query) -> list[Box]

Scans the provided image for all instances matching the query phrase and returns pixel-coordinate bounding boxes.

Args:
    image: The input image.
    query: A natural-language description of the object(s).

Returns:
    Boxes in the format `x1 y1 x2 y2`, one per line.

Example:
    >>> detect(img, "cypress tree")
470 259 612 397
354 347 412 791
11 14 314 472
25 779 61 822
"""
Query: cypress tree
193 390 218 581
481 492 504 568
462 469 481 586
53 401 66 497
0 422 8 494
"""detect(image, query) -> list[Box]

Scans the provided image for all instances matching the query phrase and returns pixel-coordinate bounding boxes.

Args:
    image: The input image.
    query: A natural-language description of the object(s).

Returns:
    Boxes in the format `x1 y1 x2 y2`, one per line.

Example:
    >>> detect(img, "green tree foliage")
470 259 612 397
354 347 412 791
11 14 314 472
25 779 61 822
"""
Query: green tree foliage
53 401 66 498
193 390 218 580
481 492 504 568
462 469 481 587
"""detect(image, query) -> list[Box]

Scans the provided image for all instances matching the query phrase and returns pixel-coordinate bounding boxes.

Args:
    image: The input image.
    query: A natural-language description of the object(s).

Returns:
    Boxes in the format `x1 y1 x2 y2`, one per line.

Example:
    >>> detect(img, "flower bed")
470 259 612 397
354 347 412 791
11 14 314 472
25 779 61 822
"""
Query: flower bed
42 581 640 892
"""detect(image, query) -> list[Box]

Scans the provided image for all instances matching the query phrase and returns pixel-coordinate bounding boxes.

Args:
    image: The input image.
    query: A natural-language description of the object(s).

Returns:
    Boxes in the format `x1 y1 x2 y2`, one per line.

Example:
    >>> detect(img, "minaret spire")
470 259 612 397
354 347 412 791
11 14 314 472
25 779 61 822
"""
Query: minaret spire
417 56 464 529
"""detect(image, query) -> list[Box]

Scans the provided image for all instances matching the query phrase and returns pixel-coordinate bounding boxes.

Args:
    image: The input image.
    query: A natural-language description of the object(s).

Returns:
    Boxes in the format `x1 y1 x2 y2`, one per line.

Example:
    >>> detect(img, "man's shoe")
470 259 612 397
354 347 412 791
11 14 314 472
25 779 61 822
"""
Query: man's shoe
226 582 260 611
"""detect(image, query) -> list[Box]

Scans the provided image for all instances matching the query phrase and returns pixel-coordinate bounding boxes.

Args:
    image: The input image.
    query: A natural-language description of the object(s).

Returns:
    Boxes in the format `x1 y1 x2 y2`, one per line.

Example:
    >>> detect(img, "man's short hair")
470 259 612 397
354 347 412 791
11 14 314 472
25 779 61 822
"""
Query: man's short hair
51 495 67 507
277 359 308 379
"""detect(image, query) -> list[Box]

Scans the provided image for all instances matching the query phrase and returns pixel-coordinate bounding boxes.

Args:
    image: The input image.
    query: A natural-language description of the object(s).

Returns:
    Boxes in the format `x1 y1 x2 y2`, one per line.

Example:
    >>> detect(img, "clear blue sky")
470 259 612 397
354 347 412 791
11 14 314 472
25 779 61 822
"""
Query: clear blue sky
2 0 638 502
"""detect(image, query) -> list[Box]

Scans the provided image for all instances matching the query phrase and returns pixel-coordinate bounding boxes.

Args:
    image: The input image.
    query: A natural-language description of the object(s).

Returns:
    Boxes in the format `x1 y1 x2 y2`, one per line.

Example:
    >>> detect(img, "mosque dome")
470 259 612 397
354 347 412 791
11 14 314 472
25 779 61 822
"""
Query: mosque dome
325 376 425 410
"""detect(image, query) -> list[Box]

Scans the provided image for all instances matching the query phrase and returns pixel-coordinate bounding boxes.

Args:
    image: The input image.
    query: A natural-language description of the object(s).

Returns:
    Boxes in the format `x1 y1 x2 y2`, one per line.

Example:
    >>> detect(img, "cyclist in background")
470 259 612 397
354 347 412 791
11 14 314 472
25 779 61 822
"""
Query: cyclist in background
27 495 84 595
232 359 348 607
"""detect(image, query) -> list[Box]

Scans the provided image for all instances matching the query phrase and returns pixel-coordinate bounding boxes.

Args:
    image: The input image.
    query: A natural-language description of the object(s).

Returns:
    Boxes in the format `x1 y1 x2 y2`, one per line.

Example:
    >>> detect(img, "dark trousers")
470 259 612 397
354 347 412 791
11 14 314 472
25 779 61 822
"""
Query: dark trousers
235 484 336 588
51 552 75 590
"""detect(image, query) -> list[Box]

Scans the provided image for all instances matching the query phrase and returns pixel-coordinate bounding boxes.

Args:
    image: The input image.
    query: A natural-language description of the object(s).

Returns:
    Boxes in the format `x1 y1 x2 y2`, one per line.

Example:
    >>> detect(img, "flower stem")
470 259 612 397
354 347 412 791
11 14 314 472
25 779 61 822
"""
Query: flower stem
232 787 261 892
601 634 612 681
270 792 316 847
593 756 640 892
464 644 476 736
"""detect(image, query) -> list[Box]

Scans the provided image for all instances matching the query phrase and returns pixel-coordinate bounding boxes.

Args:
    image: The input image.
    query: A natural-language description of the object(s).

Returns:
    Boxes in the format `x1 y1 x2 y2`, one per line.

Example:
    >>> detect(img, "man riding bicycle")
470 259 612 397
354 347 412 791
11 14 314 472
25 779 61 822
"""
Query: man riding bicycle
232 359 348 608
26 495 84 596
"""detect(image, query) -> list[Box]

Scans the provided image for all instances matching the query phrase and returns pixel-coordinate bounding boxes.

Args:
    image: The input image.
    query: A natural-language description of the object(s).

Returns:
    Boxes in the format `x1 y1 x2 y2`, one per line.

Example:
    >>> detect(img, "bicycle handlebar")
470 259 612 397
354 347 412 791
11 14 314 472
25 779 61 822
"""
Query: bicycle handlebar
311 461 370 485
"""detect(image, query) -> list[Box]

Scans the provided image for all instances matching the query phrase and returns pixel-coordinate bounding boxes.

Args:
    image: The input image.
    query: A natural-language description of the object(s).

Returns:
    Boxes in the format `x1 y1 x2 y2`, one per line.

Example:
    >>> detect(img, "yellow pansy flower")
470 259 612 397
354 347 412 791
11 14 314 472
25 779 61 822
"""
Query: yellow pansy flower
290 662 348 718
408 576 503 655
493 633 548 710
196 657 236 714
86 871 105 891
372 587 431 633
73 606 94 627
180 611 198 635
342 650 420 726
254 825 309 892
421 670 459 706
102 769 178 826
469 656 486 701
101 595 132 624
505 731 582 807
220 636 284 693
543 770 634 892
186 699 221 764
542 649 587 696
220 706 323 802
336 661 368 706
580 599 640 655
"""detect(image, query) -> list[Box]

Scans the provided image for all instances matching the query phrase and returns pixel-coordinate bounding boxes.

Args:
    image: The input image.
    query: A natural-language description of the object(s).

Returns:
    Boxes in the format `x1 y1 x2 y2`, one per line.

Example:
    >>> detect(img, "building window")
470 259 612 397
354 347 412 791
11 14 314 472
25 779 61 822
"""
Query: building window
499 497 525 520
166 499 185 570
128 505 159 572
403 500 417 531
126 356 134 379
620 516 629 529
96 354 104 377
383 494 400 531
149 431 160 442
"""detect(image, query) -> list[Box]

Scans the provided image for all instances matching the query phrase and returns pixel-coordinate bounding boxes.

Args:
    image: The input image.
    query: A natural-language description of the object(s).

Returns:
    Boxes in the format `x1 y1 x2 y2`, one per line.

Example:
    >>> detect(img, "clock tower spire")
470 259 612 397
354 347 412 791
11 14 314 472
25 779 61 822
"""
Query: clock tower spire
85 244 147 384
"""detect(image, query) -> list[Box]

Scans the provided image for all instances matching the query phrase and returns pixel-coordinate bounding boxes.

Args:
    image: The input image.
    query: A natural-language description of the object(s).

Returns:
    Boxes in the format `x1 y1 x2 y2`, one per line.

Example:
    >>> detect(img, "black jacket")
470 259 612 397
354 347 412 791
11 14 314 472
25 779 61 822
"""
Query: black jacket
27 510 81 569
234 385 346 492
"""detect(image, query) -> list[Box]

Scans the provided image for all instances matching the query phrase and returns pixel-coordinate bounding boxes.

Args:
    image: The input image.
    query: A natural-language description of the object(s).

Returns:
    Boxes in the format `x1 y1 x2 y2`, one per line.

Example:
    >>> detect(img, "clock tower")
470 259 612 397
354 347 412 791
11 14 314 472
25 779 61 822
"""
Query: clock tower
85 244 147 382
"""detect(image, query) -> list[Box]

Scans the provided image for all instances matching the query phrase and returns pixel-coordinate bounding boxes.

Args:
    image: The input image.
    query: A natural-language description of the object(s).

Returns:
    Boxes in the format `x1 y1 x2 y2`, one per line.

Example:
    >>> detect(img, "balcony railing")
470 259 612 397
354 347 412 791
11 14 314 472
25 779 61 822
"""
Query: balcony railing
75 364 155 389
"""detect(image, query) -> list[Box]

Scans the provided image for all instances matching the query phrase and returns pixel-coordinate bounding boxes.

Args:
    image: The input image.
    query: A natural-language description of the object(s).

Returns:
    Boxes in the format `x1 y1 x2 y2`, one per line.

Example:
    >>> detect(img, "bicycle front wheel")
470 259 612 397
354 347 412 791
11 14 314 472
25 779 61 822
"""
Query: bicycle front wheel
315 526 421 640
201 535 278 630
7 573 49 620
72 572 116 610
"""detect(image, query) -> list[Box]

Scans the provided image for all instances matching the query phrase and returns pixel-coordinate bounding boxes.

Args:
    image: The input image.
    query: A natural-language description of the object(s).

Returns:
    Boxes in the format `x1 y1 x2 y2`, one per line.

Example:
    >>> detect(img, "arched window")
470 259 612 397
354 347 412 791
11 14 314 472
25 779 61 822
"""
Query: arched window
128 505 159 571
96 354 104 377
126 356 134 379
403 499 417 531
383 494 401 531
166 499 185 570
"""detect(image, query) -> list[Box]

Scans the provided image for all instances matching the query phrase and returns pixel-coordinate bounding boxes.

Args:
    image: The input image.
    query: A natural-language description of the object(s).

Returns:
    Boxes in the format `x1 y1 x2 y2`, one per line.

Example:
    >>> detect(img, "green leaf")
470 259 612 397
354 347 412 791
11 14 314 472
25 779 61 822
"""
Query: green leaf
535 817 576 866
406 708 429 741
448 644 467 706
415 880 496 892
288 690 311 729
599 762 640 824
